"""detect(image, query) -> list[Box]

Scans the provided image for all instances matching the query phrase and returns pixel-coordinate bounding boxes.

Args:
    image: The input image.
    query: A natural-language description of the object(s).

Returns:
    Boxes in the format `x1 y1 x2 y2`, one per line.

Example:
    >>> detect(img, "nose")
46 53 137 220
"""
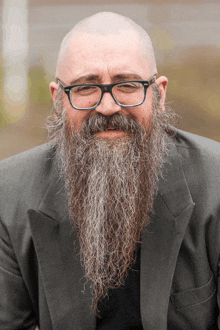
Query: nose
95 91 122 116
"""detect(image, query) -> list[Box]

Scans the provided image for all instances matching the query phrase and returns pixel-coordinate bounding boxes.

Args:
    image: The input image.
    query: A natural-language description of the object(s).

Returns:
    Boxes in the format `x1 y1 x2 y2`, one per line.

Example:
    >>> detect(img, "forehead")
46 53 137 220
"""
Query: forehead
62 31 151 83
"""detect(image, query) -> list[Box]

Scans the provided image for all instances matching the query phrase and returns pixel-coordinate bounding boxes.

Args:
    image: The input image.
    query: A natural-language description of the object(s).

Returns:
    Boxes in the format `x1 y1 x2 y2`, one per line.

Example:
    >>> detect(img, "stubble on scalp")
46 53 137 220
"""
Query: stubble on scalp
47 85 175 315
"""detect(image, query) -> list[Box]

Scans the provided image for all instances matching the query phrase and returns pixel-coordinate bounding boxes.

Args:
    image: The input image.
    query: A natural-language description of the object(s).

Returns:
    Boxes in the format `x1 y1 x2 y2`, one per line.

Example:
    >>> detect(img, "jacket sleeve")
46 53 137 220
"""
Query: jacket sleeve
0 217 37 330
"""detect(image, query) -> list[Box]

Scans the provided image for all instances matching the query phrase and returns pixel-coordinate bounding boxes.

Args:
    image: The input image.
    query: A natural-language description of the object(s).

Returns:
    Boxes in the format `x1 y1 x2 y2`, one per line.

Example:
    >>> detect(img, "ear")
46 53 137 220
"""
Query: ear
49 81 59 103
155 76 168 111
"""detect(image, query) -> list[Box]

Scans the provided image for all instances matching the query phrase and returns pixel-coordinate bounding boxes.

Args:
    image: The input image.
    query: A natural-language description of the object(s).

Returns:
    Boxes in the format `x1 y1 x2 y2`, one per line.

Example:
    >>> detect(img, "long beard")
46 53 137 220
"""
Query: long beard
47 86 175 315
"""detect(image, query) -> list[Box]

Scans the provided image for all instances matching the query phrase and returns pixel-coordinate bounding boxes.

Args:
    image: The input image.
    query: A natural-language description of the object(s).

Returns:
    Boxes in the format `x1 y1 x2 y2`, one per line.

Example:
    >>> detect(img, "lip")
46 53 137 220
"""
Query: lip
95 130 125 138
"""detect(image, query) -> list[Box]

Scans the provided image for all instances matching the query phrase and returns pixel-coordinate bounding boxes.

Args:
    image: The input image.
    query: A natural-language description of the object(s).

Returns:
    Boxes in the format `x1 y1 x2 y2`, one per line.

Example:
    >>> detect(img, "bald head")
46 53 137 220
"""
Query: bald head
56 12 157 78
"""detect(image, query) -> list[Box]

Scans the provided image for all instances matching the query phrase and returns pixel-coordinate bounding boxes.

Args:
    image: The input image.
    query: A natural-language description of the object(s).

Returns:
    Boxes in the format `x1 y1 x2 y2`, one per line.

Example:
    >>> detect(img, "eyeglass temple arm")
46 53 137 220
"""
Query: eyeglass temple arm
143 75 156 87
149 75 157 85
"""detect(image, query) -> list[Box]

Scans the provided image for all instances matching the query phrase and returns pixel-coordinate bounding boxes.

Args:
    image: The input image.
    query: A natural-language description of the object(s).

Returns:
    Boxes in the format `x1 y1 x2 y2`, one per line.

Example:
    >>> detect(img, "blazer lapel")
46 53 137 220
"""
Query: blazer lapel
28 162 96 330
140 140 195 330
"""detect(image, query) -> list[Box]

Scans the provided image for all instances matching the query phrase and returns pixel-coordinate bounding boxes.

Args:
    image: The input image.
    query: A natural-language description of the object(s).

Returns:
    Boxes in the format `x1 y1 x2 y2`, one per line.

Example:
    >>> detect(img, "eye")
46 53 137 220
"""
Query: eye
115 82 142 93
72 85 99 95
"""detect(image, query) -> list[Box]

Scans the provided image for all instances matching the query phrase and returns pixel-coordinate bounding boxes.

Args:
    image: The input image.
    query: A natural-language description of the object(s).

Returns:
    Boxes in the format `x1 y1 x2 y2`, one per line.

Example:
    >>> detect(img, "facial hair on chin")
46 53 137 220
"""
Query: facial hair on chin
47 87 173 315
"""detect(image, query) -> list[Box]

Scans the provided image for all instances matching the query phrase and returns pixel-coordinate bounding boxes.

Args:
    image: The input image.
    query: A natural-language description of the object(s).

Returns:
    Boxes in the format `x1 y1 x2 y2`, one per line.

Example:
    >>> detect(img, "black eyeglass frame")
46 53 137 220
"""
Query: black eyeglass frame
57 74 157 110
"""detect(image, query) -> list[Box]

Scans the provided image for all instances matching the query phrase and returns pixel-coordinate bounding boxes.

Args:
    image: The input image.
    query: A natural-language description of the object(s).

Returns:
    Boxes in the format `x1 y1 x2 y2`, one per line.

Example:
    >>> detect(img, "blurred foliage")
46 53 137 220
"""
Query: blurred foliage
0 64 52 160
158 46 220 142
28 66 51 104
0 65 52 129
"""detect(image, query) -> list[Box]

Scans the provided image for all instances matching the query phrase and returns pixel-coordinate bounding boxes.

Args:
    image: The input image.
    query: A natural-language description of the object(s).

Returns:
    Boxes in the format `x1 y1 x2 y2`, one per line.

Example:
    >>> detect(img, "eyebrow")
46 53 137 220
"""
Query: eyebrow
113 73 144 82
69 75 100 85
69 73 144 85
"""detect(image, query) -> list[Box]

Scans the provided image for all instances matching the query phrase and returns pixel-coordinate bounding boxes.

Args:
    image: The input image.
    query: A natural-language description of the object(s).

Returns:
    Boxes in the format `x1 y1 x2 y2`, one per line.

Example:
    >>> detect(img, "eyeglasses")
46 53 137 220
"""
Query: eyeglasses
57 75 156 110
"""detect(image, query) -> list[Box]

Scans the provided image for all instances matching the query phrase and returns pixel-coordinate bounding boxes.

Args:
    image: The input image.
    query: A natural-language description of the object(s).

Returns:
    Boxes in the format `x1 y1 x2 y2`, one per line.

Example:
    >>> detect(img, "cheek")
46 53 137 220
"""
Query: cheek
128 97 153 125
65 107 90 131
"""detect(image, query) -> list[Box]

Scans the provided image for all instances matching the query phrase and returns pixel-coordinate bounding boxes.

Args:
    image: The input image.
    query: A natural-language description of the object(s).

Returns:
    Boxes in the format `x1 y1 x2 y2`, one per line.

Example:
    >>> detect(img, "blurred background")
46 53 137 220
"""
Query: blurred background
0 0 219 160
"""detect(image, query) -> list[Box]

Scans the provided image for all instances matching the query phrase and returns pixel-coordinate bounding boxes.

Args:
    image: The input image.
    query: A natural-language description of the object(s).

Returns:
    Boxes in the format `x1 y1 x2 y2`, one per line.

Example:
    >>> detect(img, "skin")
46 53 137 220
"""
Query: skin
50 22 168 138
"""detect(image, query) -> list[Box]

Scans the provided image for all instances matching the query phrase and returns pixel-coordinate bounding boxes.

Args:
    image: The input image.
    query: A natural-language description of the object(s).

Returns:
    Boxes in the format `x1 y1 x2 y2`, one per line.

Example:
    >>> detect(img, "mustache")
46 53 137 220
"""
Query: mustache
80 112 144 137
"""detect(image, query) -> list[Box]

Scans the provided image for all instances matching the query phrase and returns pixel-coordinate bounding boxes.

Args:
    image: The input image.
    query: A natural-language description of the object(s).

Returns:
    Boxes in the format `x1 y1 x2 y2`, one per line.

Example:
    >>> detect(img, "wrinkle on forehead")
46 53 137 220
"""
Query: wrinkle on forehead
56 12 157 78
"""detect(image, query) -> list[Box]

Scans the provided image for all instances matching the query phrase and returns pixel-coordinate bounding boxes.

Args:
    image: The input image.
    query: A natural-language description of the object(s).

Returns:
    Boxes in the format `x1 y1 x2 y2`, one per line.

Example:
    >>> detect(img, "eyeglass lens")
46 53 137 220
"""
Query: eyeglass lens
69 82 145 109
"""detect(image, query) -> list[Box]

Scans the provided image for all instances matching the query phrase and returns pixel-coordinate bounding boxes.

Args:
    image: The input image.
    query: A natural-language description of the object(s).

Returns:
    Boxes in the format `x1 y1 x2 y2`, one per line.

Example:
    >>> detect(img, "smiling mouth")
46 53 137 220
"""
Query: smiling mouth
95 129 125 137
106 126 118 131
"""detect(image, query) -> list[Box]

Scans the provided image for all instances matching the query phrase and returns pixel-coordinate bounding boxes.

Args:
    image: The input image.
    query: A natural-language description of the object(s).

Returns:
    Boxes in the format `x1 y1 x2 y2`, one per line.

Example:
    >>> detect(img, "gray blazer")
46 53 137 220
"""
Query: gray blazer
0 129 220 330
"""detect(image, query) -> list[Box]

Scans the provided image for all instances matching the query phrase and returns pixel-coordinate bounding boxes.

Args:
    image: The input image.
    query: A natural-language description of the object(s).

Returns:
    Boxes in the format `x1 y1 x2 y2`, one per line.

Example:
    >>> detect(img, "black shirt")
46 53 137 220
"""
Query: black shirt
96 246 144 330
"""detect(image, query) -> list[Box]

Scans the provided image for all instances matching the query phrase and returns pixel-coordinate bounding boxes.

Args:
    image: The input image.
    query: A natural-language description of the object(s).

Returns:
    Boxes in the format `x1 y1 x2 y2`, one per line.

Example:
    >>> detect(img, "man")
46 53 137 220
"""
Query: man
0 12 220 330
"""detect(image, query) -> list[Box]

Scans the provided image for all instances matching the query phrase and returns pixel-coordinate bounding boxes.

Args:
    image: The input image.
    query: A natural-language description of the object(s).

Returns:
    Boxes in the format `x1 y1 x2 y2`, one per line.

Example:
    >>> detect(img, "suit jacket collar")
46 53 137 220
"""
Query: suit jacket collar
28 137 195 330
140 139 195 329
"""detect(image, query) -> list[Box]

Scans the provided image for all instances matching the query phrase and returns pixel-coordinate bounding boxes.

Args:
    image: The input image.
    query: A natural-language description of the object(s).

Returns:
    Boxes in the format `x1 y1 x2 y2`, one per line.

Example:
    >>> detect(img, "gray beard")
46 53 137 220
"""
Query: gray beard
47 85 175 315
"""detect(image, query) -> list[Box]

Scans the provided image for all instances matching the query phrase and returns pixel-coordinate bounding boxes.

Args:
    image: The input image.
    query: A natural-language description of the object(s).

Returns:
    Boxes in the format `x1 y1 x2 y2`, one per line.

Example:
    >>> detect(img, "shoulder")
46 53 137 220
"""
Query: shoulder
0 143 58 221
172 128 220 175
0 143 55 172
174 129 220 157
171 129 220 212
0 143 56 185
173 129 220 173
